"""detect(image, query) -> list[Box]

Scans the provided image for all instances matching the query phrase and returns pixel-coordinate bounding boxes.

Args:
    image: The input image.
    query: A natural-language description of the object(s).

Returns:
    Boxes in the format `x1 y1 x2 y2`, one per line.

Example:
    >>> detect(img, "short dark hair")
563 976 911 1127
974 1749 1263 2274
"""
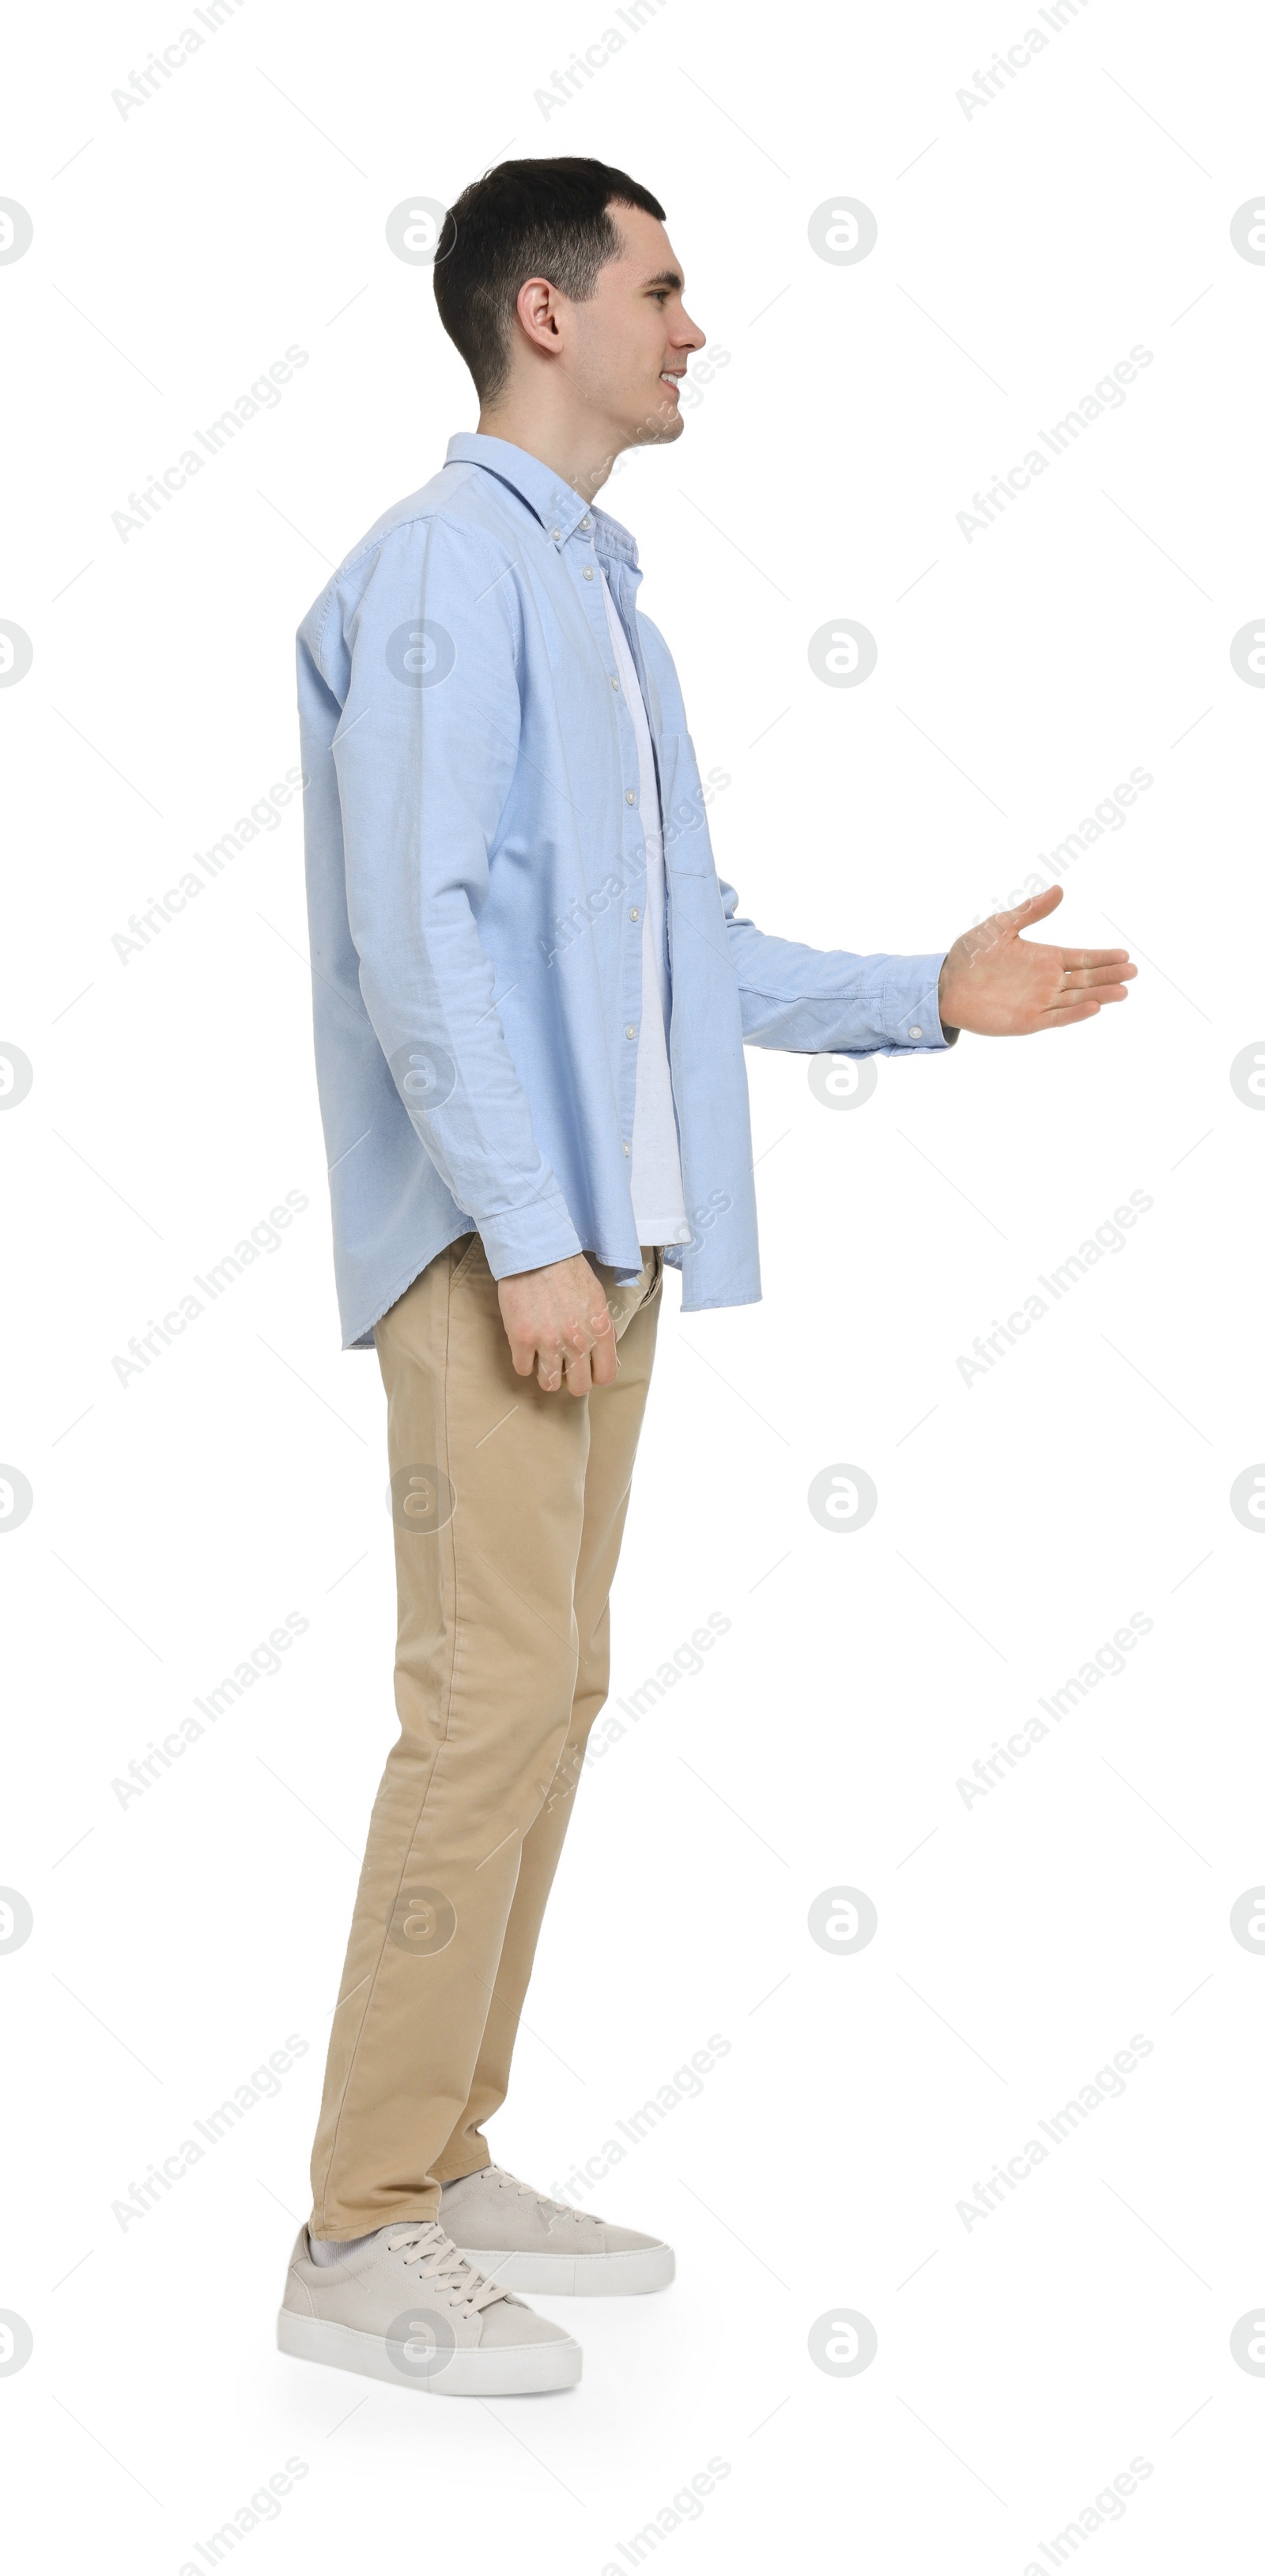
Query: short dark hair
432 157 666 404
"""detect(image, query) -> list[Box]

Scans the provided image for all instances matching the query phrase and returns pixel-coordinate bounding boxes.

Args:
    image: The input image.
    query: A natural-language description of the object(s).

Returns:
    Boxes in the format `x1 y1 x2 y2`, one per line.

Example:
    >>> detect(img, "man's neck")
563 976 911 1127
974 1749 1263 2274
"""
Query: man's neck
474 409 621 507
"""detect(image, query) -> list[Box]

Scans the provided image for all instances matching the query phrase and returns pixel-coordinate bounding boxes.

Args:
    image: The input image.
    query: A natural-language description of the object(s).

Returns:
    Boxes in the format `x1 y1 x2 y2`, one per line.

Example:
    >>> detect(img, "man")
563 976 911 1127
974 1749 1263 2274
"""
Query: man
279 157 1135 2399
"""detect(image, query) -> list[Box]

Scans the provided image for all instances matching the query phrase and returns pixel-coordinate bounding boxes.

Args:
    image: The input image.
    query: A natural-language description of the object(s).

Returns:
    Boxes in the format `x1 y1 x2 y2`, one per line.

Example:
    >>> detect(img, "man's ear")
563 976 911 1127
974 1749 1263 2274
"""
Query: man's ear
515 277 565 355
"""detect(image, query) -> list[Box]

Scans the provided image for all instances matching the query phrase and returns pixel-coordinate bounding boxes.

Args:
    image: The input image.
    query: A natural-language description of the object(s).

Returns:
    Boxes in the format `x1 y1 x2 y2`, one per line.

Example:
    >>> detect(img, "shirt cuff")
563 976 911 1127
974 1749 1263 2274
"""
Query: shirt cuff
882 954 959 1050
476 1192 583 1280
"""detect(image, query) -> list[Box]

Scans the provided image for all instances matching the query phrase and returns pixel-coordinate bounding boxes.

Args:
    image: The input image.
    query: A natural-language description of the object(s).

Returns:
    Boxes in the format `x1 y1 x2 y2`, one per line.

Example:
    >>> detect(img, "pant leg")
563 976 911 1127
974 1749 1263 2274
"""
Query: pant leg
433 1250 663 2184
308 1235 660 2240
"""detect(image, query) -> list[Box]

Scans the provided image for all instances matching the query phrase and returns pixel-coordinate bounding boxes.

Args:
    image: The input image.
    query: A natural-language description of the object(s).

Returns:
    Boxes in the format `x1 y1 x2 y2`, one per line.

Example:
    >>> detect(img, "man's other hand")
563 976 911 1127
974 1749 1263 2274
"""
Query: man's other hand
498 1253 617 1395
938 884 1137 1035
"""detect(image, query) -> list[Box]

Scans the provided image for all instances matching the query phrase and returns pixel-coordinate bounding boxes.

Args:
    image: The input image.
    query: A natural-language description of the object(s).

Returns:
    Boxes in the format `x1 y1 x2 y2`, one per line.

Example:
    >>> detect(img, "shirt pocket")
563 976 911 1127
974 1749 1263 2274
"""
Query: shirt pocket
655 730 717 877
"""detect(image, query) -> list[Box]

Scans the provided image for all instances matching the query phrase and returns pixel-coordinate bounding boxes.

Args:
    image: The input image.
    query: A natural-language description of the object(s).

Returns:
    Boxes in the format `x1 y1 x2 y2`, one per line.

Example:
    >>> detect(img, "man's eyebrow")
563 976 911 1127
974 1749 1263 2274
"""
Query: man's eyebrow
641 267 683 291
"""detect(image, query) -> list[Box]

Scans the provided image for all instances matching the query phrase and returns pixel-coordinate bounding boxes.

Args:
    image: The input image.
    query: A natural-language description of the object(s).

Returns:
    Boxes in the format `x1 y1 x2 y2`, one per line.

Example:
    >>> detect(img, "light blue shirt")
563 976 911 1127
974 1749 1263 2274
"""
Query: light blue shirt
296 432 954 1348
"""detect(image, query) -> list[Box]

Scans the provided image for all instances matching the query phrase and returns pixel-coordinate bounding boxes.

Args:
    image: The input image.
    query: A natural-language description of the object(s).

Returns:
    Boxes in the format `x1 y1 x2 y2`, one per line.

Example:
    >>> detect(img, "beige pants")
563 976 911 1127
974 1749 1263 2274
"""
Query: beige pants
309 1232 663 2239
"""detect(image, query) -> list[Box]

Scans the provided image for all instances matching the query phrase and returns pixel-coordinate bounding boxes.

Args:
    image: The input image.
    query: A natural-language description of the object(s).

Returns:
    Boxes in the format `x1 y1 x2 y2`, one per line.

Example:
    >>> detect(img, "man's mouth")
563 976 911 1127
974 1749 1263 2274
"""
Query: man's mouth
659 370 683 392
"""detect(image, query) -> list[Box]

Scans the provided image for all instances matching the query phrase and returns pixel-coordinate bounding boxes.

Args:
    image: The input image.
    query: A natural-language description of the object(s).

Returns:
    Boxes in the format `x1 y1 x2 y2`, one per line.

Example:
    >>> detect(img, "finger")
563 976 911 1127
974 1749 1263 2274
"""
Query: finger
559 1316 600 1397
536 1344 565 1393
1055 945 1131 969
582 1295 617 1389
590 1325 619 1387
1037 997 1104 1026
1059 961 1138 989
1002 883 1064 929
563 1341 594 1398
1049 982 1131 1009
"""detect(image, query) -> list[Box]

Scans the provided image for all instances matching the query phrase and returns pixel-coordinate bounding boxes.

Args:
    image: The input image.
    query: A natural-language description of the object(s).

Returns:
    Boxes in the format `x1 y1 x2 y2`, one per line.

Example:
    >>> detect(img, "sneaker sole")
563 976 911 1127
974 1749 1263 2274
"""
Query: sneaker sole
452 2242 675 2296
276 2307 581 2396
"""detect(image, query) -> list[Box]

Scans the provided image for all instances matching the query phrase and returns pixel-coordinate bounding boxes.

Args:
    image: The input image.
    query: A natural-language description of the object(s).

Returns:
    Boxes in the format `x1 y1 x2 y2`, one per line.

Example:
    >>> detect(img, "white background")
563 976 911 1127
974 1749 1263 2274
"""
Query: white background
4 1 1265 2567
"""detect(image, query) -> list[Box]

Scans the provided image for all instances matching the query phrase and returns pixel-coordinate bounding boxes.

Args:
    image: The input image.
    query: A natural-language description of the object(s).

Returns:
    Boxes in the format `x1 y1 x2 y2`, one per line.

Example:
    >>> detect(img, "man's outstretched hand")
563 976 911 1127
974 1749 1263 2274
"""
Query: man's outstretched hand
498 1251 617 1396
938 884 1136 1036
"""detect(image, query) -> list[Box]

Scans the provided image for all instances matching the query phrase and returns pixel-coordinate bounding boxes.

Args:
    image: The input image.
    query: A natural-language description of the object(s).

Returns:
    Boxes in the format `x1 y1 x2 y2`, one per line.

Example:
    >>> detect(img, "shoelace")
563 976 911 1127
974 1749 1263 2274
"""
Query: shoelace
383 2221 508 2315
481 2164 595 2226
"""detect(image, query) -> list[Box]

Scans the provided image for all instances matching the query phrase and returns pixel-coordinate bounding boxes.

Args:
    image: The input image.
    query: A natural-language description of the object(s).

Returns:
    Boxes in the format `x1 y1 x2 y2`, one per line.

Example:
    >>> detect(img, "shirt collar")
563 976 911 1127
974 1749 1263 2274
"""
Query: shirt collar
444 431 640 568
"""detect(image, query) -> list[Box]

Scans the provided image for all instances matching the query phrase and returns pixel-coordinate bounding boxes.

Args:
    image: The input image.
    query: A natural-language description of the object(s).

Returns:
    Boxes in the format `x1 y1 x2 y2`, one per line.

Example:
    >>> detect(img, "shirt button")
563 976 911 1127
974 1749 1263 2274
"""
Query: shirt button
623 1140 631 1156
580 515 591 530
629 907 640 921
583 565 595 580
625 789 636 805
549 528 561 541
611 676 620 690
909 1026 923 1039
625 1025 636 1040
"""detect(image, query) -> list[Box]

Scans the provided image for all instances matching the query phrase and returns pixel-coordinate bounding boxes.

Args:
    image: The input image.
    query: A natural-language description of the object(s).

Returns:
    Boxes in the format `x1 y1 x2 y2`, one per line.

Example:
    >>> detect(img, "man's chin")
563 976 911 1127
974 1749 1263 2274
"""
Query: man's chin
630 401 685 448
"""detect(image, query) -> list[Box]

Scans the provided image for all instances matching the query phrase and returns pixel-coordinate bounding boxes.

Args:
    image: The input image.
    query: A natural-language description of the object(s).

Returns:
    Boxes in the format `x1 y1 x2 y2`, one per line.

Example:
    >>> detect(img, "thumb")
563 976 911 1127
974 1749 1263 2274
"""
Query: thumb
1001 882 1063 931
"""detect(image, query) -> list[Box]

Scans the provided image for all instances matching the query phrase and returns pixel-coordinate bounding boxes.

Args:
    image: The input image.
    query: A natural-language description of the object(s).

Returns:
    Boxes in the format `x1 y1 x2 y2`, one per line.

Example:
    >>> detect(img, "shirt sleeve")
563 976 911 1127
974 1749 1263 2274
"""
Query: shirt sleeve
321 512 583 1277
716 875 958 1055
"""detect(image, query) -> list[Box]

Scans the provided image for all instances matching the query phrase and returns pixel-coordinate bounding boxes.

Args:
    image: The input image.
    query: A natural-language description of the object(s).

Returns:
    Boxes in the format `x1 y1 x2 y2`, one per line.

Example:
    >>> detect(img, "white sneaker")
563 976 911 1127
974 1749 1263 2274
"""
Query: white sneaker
441 2164 674 2295
277 2219 581 2396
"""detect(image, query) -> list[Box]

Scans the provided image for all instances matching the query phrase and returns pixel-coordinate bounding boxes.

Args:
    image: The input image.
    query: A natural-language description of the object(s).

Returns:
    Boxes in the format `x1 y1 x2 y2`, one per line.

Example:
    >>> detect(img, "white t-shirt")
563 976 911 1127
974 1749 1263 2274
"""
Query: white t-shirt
599 570 690 1250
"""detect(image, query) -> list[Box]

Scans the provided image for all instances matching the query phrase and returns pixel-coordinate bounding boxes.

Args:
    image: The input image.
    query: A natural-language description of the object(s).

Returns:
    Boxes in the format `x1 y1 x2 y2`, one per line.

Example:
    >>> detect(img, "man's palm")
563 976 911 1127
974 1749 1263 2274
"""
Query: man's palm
938 883 1136 1036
